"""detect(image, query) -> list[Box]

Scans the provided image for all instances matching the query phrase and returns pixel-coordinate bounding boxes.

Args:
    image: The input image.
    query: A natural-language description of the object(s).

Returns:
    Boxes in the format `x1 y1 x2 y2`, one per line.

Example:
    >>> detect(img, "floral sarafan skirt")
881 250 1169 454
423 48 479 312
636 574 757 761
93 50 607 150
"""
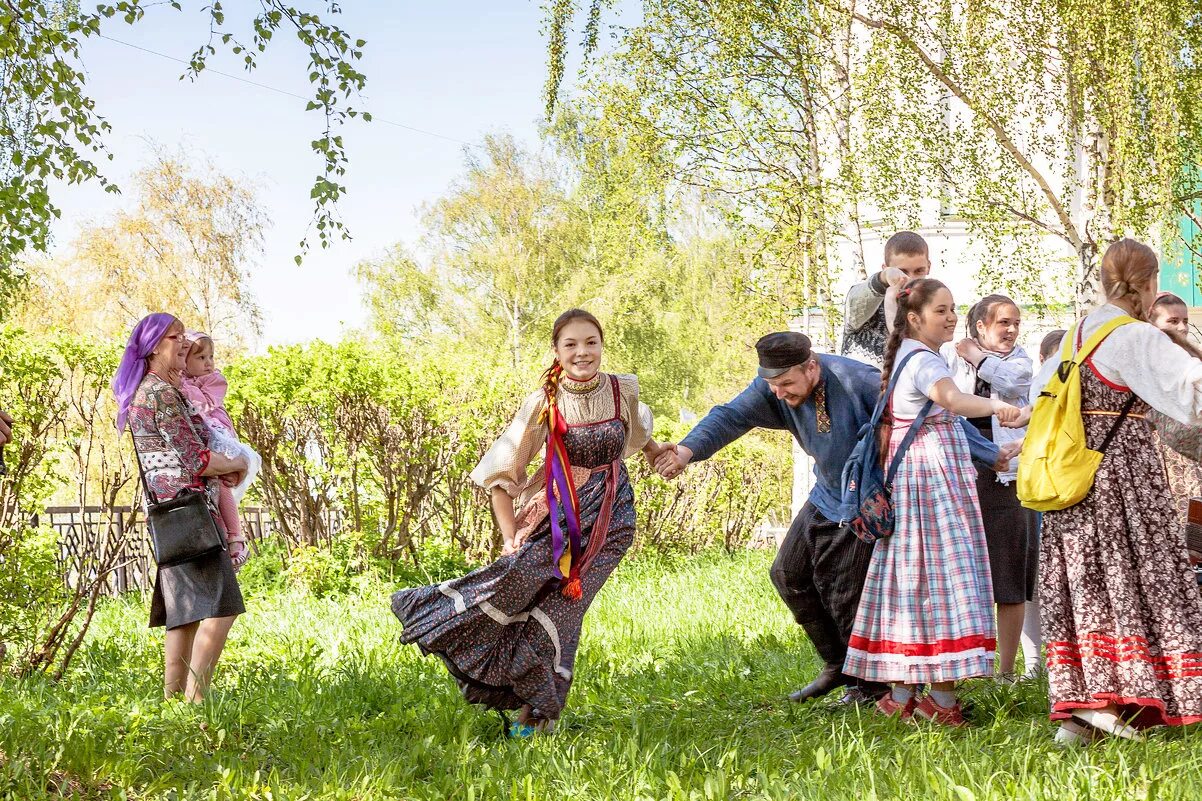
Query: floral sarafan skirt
1042 369 1202 725
390 416 633 721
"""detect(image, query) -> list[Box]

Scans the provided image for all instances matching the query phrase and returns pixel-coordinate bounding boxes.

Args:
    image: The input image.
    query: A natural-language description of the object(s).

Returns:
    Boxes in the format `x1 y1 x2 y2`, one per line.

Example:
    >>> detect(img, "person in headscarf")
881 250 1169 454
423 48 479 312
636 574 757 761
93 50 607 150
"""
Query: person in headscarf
114 312 249 702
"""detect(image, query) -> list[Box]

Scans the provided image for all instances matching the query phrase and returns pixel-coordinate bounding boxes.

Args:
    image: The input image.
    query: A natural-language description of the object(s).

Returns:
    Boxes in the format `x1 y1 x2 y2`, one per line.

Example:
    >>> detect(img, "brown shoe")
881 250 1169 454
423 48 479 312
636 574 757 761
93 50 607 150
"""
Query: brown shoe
914 695 968 727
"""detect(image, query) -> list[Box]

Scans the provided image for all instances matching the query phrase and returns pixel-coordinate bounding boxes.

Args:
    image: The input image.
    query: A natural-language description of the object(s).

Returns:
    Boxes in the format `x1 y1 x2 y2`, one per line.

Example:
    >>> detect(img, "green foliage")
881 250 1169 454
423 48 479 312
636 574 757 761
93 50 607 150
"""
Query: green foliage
545 0 1202 309
0 526 65 667
0 1 367 267
4 553 1202 799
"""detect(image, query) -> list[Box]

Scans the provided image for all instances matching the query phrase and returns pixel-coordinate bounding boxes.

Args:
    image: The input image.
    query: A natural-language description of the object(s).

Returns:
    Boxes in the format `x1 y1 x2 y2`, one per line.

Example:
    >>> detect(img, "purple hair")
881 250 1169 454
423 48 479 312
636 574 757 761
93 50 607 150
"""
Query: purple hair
112 313 178 431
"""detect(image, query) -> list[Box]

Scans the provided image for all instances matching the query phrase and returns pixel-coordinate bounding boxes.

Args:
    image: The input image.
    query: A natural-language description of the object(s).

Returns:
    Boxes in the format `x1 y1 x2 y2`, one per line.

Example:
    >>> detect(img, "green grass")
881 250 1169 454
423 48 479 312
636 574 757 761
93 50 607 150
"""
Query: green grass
4 551 1202 800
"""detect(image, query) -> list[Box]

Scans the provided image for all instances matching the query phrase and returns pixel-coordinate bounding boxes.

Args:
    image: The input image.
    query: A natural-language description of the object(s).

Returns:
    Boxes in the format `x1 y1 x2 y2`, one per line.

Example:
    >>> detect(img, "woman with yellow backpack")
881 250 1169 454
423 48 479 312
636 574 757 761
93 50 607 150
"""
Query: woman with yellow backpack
1016 239 1202 745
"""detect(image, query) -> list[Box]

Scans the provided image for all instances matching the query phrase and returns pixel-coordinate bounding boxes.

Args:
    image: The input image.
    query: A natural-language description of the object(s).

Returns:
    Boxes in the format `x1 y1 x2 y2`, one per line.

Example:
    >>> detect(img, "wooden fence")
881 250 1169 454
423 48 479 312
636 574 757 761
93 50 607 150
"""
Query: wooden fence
39 505 334 595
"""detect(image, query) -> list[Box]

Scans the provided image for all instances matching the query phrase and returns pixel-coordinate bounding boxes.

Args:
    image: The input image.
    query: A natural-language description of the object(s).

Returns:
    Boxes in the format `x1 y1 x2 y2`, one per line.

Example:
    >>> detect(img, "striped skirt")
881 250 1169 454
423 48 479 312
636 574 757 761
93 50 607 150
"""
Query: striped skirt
844 413 997 684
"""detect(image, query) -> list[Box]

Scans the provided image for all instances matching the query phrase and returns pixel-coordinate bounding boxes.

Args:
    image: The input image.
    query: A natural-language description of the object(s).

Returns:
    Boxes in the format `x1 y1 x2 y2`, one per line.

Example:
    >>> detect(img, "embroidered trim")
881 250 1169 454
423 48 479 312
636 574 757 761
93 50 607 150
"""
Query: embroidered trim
561 373 602 395
437 582 574 680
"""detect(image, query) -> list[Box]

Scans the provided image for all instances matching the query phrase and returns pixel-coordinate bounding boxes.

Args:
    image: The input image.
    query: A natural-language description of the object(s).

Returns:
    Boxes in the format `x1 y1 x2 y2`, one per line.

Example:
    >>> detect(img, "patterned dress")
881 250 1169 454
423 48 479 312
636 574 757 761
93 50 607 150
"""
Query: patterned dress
1041 368 1202 725
1150 410 1202 544
129 372 244 629
844 341 997 684
390 373 652 721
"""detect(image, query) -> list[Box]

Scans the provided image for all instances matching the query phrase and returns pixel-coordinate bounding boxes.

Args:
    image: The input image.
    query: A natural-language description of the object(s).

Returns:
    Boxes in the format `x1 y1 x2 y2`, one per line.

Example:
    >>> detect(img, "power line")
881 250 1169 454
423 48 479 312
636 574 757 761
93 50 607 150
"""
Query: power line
97 33 471 146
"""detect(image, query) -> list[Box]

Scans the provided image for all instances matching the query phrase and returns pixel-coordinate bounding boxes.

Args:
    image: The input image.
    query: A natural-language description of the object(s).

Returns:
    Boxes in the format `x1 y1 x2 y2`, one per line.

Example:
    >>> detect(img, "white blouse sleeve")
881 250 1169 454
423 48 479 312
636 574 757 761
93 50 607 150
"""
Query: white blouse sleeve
616 374 654 457
978 347 1033 400
1095 323 1202 425
469 389 547 496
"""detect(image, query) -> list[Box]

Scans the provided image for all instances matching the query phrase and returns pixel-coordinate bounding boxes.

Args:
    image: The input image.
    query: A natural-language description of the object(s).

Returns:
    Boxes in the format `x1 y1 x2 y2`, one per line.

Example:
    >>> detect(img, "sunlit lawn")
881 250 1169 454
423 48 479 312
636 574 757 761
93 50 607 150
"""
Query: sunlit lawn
3 550 1201 800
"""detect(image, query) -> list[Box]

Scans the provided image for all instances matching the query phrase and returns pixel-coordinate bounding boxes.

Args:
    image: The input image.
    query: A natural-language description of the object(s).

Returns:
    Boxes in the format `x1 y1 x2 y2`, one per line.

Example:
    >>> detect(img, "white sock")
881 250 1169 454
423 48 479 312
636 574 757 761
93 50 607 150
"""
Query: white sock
1021 598 1043 674
891 685 914 703
929 689 957 708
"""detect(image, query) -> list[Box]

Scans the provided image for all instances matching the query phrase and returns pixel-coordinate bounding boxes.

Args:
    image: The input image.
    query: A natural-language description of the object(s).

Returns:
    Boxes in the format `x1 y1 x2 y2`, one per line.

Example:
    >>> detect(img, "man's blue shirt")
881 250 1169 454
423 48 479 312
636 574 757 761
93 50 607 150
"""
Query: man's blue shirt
679 355 1000 522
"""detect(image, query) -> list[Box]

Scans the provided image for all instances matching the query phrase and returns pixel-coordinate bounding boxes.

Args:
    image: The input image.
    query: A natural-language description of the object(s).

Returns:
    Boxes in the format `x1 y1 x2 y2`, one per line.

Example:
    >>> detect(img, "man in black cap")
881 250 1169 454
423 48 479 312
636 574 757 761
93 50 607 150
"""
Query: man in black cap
655 332 1007 704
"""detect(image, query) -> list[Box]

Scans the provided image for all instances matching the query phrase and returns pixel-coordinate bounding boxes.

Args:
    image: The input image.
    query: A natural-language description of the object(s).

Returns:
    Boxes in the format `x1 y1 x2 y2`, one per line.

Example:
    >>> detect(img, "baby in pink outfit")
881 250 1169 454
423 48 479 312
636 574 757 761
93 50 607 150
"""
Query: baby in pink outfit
180 332 261 569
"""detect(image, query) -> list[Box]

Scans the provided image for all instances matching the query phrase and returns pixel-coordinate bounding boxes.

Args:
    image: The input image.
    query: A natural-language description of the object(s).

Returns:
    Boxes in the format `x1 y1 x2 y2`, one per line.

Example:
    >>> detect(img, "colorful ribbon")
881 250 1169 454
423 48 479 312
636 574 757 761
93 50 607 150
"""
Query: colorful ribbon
540 364 584 600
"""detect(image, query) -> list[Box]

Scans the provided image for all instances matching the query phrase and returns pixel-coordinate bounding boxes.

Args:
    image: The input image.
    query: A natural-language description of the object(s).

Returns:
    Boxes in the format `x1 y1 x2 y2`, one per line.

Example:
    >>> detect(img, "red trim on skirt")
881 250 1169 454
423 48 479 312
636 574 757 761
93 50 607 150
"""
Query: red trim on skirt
848 633 997 657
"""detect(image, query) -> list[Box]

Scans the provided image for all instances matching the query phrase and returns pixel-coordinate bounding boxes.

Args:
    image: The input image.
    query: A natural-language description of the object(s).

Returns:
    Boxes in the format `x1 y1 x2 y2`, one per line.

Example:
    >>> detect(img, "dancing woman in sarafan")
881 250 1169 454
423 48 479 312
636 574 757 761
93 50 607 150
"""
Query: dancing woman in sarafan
1032 240 1202 744
391 309 661 737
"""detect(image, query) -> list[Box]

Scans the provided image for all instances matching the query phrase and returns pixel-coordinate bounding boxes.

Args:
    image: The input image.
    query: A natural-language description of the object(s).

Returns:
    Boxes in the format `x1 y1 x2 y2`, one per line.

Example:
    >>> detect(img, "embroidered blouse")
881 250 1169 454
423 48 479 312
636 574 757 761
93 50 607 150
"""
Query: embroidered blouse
128 372 220 516
470 373 654 499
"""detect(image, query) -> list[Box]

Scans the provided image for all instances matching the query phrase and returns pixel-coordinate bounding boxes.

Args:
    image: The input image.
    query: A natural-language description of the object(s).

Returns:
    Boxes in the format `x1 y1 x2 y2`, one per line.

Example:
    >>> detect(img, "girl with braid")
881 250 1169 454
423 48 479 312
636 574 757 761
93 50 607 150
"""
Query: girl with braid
943 294 1038 681
1021 240 1202 744
843 278 1021 726
391 309 664 737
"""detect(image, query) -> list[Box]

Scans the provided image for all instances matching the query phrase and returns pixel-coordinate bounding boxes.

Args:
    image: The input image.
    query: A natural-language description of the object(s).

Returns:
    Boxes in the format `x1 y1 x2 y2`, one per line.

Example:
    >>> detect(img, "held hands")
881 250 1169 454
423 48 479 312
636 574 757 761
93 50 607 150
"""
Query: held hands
991 399 1022 425
653 442 693 480
999 406 1033 429
993 440 1023 472
0 409 11 446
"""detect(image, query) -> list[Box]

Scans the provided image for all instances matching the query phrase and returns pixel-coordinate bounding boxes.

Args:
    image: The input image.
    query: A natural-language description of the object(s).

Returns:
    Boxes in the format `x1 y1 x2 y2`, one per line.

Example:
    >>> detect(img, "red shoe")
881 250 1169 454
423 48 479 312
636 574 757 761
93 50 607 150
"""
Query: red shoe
914 695 968 727
875 693 917 720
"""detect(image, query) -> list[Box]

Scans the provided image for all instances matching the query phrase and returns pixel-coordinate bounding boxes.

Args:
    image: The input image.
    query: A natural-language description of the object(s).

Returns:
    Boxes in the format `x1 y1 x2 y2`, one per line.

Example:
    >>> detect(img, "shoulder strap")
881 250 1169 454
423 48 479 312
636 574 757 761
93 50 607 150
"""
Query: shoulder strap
1054 316 1136 385
129 382 210 507
1073 315 1137 365
868 348 931 426
129 427 158 505
1098 392 1139 454
609 373 620 409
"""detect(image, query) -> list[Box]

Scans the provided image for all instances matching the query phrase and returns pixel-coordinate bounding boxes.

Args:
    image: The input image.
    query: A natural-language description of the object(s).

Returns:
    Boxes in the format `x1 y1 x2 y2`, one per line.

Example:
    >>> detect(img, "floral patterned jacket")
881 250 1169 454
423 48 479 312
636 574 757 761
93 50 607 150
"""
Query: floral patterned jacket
129 372 221 521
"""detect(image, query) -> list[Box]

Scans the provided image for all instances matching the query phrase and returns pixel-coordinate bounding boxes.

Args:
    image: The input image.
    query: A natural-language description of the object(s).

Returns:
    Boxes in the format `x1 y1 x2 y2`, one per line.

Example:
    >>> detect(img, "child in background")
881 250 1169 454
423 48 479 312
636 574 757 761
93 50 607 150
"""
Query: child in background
180 332 261 569
1019 328 1066 679
1145 294 1202 580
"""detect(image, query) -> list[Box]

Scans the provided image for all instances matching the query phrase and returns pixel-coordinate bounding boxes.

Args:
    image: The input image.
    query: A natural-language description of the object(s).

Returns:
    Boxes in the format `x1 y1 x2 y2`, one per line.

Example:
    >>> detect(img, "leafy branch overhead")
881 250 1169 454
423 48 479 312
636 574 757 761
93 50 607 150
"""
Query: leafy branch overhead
0 0 368 273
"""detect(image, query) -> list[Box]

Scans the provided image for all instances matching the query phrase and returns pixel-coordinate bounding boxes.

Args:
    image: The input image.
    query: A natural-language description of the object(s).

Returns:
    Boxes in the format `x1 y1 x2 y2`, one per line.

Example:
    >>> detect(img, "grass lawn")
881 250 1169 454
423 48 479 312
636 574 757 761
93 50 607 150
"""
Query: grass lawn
3 550 1200 800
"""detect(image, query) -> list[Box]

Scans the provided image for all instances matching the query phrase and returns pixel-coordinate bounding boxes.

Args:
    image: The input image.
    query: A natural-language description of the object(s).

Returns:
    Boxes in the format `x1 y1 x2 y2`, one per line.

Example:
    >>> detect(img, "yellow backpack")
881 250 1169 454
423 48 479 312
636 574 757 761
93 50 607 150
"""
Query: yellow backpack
1017 315 1138 512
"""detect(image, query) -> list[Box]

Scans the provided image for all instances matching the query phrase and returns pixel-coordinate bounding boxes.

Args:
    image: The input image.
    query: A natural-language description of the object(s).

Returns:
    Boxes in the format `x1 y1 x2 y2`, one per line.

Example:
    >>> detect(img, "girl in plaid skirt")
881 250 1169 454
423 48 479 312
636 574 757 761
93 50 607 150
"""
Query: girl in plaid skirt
843 279 1021 726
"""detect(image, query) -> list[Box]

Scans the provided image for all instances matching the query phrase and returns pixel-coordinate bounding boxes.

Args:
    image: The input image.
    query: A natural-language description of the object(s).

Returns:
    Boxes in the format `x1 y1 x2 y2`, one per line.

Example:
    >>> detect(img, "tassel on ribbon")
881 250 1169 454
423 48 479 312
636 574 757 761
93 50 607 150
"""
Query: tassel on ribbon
540 364 584 599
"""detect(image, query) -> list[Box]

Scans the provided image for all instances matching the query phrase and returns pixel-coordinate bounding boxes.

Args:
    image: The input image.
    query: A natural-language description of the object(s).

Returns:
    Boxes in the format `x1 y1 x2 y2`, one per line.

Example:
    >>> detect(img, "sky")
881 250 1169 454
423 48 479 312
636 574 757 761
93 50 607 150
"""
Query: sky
51 2 636 348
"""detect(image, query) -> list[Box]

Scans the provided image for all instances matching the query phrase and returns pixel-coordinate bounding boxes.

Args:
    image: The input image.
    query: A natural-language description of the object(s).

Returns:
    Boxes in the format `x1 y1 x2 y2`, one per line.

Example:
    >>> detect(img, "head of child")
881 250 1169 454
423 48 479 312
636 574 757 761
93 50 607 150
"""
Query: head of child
1101 238 1159 322
1149 293 1189 338
883 231 931 281
880 278 954 392
549 309 604 384
966 294 1021 355
1039 330 1067 364
184 333 216 378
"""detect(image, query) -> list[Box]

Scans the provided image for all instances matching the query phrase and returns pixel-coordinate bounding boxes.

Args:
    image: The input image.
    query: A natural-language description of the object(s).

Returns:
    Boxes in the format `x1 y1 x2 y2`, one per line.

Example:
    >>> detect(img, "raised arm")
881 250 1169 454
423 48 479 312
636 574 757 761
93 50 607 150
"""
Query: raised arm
976 351 1033 399
926 378 1021 423
844 274 887 333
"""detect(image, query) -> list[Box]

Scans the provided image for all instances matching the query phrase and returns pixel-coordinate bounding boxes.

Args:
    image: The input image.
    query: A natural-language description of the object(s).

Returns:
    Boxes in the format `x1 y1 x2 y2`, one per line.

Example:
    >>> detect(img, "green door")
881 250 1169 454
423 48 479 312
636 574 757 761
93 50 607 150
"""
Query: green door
1163 210 1202 305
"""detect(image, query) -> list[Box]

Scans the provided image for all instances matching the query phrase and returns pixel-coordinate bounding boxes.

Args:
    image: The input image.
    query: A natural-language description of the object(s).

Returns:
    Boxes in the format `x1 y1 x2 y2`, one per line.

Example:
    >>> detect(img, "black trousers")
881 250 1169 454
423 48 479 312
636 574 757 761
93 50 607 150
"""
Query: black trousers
769 501 875 668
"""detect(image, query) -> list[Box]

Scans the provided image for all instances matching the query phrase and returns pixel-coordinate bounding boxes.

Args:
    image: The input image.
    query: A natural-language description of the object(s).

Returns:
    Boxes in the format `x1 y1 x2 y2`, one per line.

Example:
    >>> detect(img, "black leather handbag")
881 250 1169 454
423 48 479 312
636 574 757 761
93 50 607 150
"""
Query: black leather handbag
132 397 226 567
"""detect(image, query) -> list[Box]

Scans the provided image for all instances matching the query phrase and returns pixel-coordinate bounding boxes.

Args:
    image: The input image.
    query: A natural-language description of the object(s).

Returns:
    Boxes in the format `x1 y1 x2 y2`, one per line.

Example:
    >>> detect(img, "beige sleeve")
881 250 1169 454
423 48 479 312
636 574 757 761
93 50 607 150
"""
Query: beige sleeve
616 374 654 457
469 390 547 496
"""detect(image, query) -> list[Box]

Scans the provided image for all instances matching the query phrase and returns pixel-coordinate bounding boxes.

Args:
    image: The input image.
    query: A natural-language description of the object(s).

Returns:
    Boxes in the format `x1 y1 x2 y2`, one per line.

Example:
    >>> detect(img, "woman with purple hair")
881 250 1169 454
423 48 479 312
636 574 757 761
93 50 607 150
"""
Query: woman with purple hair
114 313 249 702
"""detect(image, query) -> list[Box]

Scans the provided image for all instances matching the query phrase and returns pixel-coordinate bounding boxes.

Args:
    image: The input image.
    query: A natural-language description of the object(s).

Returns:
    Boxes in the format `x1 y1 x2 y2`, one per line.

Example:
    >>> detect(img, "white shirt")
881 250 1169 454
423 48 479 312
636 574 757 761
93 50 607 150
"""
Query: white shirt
1031 303 1202 425
890 339 952 418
